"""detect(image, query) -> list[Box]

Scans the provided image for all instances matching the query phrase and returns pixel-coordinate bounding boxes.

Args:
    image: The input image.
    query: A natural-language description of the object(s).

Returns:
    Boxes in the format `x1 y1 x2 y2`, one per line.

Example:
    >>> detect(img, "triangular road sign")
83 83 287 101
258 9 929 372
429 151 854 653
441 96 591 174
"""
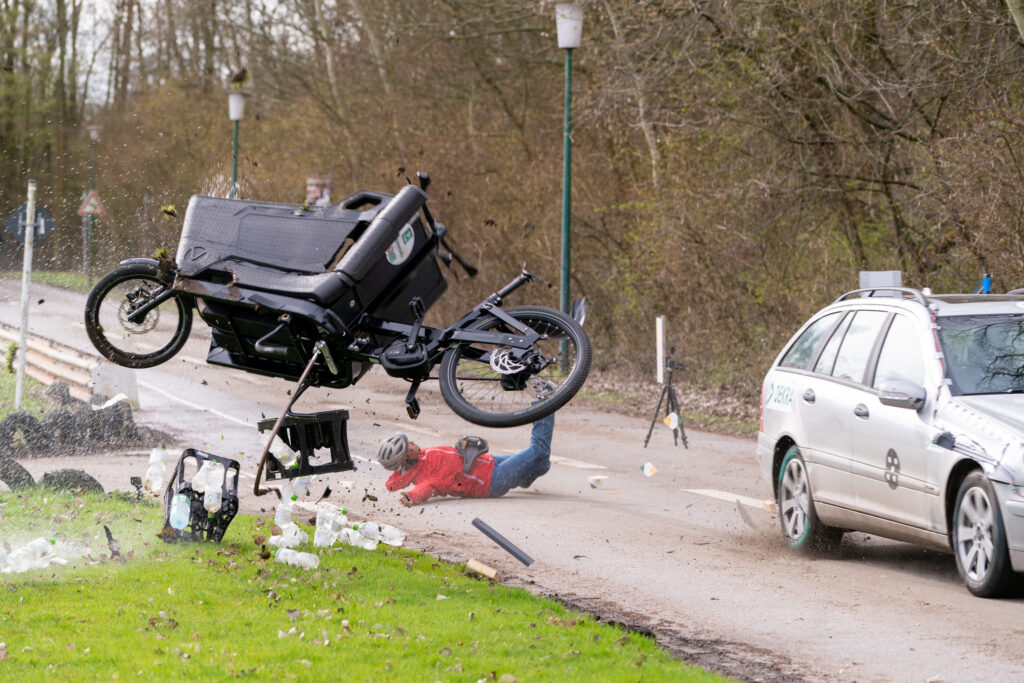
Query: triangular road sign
78 190 106 217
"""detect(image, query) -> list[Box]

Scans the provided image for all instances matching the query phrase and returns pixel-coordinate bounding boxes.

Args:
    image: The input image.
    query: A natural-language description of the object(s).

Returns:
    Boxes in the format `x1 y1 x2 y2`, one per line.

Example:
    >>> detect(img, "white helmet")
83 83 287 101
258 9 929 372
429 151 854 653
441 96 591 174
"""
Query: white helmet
377 433 409 471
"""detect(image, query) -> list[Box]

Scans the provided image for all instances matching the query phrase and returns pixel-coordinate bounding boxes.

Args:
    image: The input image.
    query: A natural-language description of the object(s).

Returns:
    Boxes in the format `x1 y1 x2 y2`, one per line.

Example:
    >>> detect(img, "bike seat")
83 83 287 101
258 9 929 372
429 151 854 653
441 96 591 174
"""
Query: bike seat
214 259 353 306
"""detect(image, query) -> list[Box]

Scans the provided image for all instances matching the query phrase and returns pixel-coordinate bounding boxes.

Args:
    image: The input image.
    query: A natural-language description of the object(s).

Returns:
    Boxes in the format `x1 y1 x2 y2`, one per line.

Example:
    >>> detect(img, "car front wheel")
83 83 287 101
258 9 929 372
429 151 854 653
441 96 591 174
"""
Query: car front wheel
953 471 1015 598
778 445 843 551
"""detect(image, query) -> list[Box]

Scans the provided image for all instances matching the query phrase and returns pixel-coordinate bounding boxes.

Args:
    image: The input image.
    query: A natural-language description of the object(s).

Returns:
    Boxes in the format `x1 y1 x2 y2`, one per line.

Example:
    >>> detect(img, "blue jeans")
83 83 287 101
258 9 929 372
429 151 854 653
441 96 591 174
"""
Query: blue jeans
488 411 555 497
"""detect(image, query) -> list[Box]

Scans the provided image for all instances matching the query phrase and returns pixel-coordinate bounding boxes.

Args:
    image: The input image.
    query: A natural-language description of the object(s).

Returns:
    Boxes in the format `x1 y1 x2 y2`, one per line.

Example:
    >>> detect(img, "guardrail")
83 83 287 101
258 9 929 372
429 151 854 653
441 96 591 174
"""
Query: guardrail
0 321 98 403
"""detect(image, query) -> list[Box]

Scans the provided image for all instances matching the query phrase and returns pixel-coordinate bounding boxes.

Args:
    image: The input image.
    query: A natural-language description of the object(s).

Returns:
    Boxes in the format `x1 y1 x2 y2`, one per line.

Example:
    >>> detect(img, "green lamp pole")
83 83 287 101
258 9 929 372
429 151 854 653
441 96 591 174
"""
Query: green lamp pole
228 92 247 198
555 3 583 367
88 126 98 285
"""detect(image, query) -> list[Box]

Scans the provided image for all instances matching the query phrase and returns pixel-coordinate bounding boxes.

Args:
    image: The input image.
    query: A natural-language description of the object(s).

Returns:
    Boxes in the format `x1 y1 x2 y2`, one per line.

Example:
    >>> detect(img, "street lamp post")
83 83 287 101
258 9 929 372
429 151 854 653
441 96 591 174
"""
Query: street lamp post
555 3 583 366
87 126 98 285
228 92 247 198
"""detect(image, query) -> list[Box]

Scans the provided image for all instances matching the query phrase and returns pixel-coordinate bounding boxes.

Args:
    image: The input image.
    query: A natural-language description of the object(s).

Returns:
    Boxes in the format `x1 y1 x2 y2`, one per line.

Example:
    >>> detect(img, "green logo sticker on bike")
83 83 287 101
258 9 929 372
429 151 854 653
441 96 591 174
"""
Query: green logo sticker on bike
386 224 416 266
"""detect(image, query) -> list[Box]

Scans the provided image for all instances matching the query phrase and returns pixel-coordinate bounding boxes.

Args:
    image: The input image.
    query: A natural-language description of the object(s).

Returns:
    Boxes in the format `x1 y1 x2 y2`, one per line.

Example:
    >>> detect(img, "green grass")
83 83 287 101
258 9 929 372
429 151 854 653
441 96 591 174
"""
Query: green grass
0 367 48 421
0 270 92 293
0 489 728 682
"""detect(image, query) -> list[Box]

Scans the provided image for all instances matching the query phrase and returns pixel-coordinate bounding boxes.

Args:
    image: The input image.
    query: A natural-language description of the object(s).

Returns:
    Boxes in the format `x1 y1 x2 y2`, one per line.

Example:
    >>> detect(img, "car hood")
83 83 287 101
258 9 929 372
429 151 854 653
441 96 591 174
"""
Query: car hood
955 394 1024 438
937 394 1024 481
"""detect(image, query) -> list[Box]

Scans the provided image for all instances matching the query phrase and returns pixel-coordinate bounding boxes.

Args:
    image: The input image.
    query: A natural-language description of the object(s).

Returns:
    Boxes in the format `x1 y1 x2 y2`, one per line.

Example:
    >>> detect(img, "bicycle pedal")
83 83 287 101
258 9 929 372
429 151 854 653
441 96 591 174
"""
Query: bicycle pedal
406 398 421 420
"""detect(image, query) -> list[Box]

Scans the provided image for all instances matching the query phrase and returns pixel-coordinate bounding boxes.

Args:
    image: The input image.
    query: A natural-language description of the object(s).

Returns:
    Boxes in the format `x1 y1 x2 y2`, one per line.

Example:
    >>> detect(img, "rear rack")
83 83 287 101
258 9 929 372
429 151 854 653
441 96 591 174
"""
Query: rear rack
833 287 929 306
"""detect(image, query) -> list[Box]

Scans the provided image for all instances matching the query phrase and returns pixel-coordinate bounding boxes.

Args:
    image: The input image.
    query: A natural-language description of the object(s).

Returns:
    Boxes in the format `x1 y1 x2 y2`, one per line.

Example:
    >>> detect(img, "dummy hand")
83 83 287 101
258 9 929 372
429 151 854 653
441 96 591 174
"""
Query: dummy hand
400 492 414 507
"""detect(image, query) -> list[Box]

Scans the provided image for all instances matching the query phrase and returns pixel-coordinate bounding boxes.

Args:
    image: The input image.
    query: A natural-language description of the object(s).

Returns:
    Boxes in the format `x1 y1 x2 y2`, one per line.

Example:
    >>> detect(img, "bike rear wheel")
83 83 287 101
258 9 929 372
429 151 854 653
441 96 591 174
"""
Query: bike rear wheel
84 262 192 368
438 305 591 427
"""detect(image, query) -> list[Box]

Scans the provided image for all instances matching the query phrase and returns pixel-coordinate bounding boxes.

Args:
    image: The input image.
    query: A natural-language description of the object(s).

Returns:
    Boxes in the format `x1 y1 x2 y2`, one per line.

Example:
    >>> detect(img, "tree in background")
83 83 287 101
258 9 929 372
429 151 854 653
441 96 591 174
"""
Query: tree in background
6 0 1024 405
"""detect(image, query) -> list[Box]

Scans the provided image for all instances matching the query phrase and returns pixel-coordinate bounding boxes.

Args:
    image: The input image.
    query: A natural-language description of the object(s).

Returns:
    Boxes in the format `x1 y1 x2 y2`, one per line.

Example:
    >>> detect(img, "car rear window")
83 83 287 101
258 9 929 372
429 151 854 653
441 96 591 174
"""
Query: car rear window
779 312 842 369
938 314 1024 395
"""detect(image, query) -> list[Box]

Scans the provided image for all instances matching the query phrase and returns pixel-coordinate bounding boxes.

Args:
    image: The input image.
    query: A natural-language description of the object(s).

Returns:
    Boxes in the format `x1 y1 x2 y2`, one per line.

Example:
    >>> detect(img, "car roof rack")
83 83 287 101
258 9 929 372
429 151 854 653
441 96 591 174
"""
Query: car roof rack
833 287 929 306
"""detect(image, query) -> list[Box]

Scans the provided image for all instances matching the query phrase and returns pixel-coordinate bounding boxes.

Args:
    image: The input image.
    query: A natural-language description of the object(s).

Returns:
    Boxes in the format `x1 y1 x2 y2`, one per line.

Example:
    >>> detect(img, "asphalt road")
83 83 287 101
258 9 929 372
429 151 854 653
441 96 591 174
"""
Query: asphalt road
3 277 1023 683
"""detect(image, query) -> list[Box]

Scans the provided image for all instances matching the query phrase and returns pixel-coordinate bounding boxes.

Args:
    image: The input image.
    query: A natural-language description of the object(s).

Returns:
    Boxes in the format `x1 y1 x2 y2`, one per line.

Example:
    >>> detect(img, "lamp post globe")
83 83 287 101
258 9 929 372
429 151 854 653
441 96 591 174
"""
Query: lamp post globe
228 92 247 198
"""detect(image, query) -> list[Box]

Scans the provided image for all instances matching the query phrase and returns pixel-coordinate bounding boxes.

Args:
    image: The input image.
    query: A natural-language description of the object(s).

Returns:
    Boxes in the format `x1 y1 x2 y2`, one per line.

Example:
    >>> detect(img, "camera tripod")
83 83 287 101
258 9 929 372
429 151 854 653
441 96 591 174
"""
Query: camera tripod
644 349 688 449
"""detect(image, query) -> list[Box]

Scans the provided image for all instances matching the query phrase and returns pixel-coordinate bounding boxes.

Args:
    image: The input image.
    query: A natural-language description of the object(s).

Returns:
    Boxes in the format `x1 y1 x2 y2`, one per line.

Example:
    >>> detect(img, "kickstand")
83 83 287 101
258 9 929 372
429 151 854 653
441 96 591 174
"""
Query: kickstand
252 347 321 496
405 380 421 420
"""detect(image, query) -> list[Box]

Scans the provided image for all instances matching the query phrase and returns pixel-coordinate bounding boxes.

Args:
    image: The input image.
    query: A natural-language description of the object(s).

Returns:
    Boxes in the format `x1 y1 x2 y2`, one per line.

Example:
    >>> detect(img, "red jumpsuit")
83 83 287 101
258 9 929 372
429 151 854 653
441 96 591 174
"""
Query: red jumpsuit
385 446 494 504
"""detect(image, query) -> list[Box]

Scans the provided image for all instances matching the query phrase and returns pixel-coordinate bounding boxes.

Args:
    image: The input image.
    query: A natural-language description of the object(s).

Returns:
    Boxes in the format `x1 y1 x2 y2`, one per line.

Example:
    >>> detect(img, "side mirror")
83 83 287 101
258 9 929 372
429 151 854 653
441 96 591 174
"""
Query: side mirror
878 381 926 411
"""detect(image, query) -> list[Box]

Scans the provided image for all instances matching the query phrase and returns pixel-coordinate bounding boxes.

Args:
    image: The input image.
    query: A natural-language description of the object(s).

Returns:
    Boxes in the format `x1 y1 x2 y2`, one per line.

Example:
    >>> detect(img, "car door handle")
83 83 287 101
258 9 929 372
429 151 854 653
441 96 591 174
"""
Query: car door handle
854 403 869 419
802 389 815 404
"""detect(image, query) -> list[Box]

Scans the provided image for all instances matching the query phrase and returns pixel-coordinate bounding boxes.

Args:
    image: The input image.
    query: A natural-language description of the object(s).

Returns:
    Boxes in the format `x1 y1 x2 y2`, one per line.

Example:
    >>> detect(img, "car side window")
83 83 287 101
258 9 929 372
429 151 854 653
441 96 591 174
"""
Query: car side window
779 312 842 369
873 314 926 389
830 310 888 384
813 312 852 375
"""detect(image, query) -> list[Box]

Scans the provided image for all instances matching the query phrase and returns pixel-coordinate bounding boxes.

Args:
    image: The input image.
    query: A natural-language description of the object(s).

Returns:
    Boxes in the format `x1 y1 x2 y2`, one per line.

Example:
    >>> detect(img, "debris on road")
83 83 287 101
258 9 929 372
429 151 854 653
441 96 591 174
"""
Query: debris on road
734 499 757 529
641 462 658 477
472 518 533 566
763 499 778 514
467 559 501 580
587 475 607 488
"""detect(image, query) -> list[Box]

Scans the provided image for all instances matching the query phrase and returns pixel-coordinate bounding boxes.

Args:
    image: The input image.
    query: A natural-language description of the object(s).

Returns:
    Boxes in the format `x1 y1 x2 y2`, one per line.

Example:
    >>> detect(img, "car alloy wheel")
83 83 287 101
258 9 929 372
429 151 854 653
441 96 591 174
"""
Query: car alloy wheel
778 445 842 551
953 472 1014 598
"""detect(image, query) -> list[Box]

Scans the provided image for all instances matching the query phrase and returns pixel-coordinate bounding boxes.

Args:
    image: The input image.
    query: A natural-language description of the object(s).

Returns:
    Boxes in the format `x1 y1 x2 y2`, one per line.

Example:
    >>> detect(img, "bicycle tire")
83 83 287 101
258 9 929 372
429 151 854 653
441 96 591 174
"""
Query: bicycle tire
84 262 192 368
438 305 591 428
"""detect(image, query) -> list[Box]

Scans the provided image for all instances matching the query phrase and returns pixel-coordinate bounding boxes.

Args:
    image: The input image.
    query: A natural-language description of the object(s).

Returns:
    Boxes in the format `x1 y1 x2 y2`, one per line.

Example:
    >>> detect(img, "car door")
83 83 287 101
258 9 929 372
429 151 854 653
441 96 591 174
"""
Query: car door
851 313 942 530
799 309 889 510
767 312 853 506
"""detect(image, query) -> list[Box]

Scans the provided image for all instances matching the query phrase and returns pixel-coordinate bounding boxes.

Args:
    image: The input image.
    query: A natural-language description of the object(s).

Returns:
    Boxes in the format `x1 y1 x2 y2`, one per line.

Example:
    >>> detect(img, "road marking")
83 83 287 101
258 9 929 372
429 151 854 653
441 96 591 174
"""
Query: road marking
550 455 607 470
683 488 768 510
138 379 255 429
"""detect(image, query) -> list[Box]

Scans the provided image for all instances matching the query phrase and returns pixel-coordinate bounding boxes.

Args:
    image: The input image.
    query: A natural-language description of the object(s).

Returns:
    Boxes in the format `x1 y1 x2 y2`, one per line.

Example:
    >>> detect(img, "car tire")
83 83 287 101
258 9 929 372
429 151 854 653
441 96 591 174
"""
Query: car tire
0 456 35 490
39 468 104 494
777 445 843 551
952 471 1015 598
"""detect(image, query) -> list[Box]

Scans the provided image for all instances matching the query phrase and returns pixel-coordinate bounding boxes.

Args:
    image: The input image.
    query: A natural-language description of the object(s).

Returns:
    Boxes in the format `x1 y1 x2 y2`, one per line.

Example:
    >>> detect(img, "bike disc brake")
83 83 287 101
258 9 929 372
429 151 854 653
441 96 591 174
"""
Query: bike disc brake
117 286 161 334
489 346 528 375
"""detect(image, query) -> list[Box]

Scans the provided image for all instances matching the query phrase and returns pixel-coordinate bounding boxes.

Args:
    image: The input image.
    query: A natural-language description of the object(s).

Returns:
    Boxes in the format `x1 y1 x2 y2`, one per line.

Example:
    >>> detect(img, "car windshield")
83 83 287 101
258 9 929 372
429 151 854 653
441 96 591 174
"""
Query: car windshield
938 314 1024 395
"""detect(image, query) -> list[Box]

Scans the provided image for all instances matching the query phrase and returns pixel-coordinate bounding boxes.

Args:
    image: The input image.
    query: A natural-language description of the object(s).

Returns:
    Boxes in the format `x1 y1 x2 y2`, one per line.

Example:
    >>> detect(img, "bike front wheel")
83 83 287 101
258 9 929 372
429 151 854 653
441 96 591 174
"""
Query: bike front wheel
438 305 591 427
84 262 192 368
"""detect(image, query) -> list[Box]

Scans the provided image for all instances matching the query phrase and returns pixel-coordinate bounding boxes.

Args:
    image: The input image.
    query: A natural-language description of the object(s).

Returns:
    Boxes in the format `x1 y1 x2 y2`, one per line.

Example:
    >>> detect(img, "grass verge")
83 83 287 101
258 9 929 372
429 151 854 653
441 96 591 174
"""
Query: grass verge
0 489 729 682
0 368 48 421
0 270 91 293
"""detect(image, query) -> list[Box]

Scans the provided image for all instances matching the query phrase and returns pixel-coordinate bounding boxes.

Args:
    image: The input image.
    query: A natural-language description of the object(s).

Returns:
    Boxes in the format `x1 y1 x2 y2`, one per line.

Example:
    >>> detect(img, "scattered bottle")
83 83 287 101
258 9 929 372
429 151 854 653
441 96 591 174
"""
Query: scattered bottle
379 524 406 547
349 523 379 551
274 496 294 527
144 445 169 494
313 507 350 548
275 548 319 570
169 493 191 530
268 435 298 469
2 537 67 574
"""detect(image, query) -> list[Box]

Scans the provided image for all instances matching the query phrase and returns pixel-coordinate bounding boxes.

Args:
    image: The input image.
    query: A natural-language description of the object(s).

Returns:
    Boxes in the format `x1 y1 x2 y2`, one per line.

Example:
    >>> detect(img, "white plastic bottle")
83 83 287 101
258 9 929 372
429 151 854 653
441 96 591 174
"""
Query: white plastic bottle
274 496 294 527
268 435 298 469
203 461 225 513
350 523 379 551
379 524 406 547
169 493 191 530
314 508 338 548
143 445 169 494
275 548 320 570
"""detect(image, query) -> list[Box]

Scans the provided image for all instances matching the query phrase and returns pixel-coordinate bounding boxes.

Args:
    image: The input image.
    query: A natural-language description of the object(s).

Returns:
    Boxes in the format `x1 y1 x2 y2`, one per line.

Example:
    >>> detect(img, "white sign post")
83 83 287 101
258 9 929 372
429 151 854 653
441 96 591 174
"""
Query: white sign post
15 179 36 409
656 315 665 385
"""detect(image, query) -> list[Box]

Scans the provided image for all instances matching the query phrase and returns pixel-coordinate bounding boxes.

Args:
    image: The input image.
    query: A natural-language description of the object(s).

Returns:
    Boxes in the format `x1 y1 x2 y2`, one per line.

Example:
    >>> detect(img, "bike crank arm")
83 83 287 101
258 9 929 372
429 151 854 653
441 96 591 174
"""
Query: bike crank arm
125 286 177 324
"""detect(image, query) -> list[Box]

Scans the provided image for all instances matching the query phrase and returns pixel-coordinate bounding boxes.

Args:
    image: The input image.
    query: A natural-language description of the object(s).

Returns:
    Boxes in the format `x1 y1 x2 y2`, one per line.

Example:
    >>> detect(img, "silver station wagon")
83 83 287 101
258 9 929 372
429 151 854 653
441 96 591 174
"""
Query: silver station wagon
757 286 1024 597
